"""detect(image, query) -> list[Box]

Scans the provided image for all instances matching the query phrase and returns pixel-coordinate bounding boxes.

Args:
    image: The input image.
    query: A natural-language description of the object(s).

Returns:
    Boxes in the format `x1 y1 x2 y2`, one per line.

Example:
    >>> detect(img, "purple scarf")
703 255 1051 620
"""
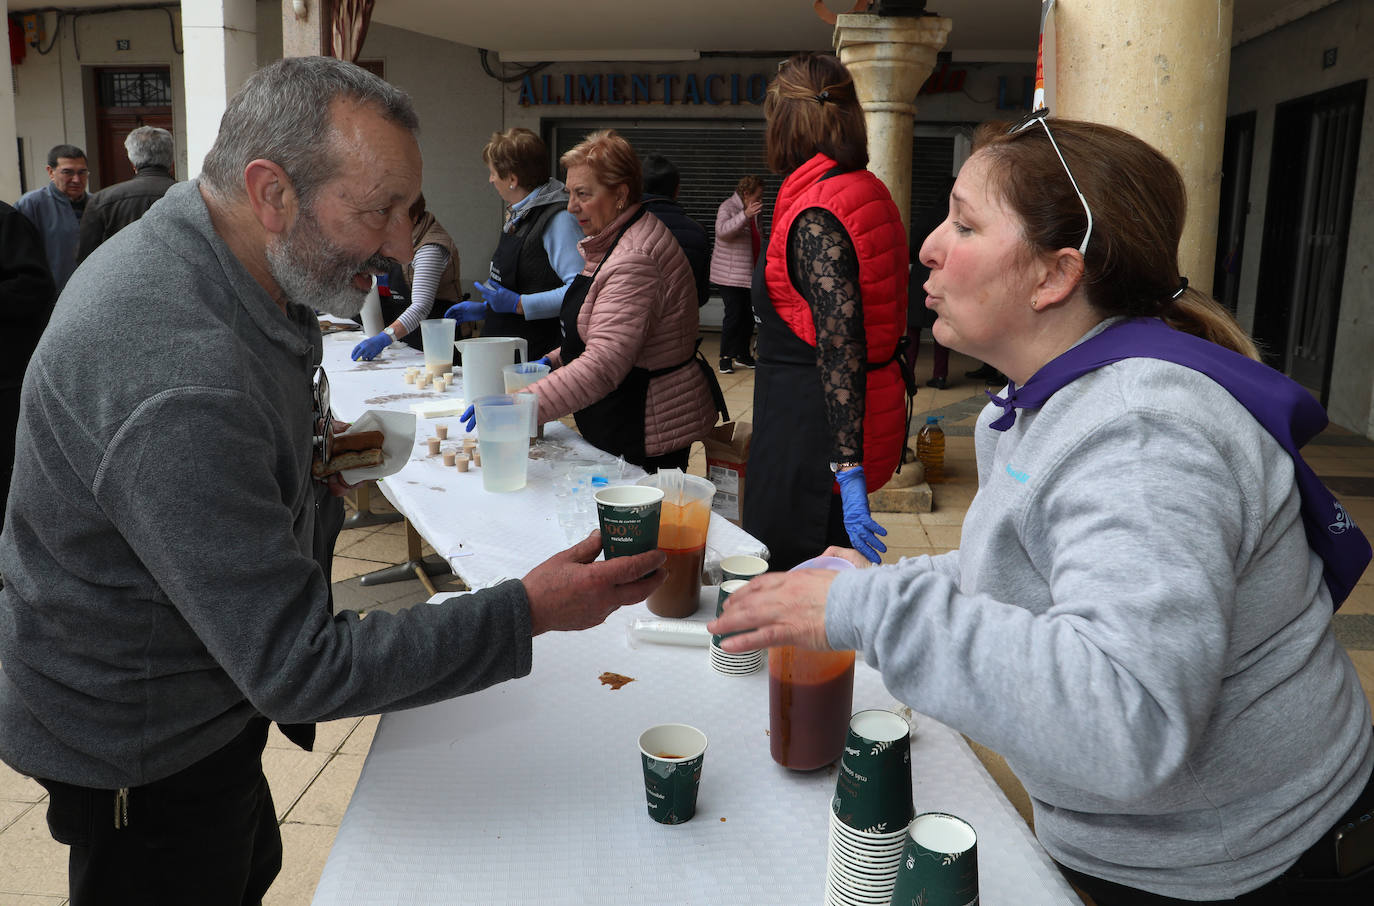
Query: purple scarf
985 317 1370 610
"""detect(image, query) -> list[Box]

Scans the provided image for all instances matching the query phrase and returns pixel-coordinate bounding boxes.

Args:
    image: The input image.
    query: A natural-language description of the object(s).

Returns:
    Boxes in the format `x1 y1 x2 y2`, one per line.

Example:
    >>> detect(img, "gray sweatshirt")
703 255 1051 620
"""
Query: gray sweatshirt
827 343 1372 899
0 181 533 789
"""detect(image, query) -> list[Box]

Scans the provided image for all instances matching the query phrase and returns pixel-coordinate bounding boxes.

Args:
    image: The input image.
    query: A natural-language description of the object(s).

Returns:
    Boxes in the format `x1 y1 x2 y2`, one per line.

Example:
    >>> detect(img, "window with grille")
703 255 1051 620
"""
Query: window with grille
98 70 173 108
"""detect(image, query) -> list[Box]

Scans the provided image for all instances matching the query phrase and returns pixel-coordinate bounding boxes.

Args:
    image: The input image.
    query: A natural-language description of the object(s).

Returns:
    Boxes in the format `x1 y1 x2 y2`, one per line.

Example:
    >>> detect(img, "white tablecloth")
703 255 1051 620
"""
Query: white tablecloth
320 327 767 589
311 586 1082 905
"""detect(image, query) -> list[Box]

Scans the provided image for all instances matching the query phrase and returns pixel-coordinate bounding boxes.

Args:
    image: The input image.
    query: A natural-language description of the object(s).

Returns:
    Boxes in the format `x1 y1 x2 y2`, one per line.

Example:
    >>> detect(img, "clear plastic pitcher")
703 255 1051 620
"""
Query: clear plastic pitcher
456 337 528 405
770 555 857 770
419 319 456 376
472 394 536 492
635 472 715 618
503 362 550 438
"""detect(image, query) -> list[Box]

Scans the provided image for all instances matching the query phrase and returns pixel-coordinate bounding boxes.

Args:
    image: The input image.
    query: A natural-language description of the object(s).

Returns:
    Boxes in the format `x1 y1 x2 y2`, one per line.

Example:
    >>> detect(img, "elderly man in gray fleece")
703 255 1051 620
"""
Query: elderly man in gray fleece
0 57 665 906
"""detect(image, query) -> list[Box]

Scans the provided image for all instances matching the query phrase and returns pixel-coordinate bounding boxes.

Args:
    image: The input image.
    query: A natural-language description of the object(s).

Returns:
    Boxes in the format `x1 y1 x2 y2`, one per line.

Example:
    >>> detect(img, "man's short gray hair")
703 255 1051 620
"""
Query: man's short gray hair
125 126 174 170
200 56 419 206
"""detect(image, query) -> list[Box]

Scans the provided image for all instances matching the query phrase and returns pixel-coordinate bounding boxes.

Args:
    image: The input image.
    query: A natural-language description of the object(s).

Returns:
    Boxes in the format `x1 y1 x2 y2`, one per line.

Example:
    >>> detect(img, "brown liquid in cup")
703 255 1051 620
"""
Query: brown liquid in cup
651 752 681 759
646 543 706 618
769 647 855 771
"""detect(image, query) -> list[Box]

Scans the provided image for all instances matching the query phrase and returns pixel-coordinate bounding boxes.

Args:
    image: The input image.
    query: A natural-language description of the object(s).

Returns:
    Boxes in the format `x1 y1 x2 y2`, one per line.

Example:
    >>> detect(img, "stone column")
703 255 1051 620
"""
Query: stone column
282 0 326 59
833 13 952 236
180 0 259 179
1054 0 1233 296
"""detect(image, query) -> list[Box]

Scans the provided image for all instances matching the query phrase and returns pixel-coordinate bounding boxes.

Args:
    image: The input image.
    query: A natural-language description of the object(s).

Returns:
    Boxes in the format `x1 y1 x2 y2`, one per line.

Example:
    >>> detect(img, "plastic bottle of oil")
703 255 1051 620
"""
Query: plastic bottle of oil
916 416 945 483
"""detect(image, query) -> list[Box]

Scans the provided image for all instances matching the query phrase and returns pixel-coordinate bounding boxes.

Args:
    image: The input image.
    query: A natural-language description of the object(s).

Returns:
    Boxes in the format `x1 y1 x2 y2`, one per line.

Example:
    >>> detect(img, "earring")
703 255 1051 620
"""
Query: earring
1030 298 1039 310
509 183 516 190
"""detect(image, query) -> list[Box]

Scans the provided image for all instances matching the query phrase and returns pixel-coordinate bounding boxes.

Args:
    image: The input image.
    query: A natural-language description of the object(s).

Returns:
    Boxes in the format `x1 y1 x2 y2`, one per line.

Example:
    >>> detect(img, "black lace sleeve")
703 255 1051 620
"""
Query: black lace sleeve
787 206 865 463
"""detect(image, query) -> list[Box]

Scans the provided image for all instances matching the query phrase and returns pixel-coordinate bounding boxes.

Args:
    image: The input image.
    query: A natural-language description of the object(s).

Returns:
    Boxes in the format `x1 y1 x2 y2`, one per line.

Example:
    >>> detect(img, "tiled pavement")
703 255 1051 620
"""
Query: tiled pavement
2 334 1372 904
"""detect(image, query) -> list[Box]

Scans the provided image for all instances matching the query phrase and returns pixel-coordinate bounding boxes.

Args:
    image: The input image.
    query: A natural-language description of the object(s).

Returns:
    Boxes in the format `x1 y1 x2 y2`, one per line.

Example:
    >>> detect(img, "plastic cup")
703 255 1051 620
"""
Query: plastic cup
636 473 715 618
594 485 663 559
471 394 535 492
832 710 914 834
889 813 978 906
721 554 768 582
503 361 551 437
638 724 707 825
419 319 457 376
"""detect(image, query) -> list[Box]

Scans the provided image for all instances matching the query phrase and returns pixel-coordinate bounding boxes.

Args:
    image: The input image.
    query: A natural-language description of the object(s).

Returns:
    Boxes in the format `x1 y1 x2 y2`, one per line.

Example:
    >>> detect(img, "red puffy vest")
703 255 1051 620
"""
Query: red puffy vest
765 153 910 491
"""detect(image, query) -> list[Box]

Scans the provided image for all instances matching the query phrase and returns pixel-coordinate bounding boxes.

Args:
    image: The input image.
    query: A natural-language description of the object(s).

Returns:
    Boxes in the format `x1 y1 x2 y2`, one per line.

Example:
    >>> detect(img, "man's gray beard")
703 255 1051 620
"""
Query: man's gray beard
265 208 391 319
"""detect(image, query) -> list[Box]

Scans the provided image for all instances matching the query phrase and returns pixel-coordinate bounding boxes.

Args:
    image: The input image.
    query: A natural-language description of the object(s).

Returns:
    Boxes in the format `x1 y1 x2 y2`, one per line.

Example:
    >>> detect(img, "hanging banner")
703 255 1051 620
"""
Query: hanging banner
1034 0 1056 111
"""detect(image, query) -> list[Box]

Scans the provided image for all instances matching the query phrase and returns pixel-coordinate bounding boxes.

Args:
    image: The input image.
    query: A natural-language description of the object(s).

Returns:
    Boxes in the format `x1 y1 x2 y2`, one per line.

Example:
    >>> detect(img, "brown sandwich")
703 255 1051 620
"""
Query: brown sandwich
313 429 385 478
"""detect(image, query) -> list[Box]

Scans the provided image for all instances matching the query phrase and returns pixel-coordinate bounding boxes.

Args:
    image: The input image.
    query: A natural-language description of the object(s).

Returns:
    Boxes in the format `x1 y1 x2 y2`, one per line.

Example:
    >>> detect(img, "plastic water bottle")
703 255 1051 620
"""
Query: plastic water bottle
917 416 945 483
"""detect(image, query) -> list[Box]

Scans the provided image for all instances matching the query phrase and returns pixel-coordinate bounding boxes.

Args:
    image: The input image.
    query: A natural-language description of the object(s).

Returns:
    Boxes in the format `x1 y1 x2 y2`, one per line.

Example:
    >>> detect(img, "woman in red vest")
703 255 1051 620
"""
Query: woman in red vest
744 53 910 568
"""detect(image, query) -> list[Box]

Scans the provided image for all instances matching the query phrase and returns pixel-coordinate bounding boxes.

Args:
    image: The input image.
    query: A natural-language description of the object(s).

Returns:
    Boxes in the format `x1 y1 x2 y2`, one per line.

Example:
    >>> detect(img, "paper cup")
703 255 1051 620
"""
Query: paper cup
638 724 707 825
594 485 664 559
832 710 913 834
712 579 752 644
720 554 769 582
889 813 978 906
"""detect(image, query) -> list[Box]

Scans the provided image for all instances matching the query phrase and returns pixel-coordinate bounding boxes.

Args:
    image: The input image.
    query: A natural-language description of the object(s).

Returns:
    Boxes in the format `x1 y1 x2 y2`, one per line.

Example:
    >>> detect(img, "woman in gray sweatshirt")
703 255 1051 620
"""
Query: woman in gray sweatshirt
711 115 1374 903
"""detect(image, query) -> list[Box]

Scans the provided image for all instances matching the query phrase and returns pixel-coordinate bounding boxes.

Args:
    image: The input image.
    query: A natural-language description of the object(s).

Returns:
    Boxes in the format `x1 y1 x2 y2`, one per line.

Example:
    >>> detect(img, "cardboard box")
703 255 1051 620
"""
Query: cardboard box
703 421 751 526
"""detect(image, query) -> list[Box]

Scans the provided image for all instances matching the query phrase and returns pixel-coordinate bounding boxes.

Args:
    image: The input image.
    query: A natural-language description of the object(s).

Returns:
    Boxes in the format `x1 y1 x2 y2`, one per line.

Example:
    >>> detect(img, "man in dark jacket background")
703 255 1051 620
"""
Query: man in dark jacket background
640 153 710 308
0 203 57 527
76 126 177 263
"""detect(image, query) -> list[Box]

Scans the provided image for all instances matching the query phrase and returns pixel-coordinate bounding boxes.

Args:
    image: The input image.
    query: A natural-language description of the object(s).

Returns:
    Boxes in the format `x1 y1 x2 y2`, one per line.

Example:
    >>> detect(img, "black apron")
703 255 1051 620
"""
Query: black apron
559 208 724 467
742 238 849 571
487 206 565 359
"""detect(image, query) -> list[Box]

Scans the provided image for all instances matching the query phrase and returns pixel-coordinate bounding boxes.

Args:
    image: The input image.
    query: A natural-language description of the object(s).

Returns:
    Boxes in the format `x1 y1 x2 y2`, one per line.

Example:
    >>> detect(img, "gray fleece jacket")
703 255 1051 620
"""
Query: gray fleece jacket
0 181 532 789
827 331 1372 899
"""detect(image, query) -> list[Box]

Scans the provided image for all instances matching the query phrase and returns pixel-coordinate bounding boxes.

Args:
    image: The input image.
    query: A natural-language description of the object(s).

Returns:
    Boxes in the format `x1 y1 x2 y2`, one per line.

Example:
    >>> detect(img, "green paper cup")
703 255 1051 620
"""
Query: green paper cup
832 710 913 834
638 723 708 825
720 554 768 582
595 485 664 559
712 579 752 644
889 812 979 906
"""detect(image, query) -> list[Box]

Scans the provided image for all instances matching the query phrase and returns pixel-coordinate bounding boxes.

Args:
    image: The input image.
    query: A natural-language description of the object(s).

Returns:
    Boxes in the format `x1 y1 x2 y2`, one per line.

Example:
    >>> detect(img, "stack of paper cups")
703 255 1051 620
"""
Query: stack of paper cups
708 580 763 675
825 709 914 905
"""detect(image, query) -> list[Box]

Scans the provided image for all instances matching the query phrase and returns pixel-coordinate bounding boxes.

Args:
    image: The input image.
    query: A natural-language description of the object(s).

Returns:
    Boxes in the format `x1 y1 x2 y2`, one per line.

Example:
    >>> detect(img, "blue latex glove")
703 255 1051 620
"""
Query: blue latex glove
444 300 487 323
535 356 551 369
474 279 520 314
835 466 887 564
351 331 393 361
460 404 476 433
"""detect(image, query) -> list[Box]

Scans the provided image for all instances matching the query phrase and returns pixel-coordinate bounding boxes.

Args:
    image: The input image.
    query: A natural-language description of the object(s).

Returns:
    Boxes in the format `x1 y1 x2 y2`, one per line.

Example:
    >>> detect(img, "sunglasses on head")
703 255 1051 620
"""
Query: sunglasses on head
1007 108 1093 256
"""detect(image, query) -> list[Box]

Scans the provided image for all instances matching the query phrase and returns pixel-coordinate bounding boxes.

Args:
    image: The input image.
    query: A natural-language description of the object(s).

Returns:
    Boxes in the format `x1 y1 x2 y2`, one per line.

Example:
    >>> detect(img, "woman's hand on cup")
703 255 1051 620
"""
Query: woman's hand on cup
820 546 873 569
707 569 836 653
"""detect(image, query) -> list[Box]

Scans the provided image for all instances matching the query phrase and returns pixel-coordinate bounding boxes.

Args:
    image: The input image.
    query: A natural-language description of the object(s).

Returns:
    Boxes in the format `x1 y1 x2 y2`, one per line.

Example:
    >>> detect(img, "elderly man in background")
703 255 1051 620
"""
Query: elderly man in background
0 56 664 905
14 143 90 293
77 125 177 262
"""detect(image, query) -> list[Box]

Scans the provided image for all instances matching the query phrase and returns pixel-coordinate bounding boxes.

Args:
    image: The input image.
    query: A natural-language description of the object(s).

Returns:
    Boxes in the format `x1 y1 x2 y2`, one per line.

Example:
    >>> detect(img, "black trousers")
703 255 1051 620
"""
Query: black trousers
1061 752 1374 905
719 285 754 359
36 717 281 906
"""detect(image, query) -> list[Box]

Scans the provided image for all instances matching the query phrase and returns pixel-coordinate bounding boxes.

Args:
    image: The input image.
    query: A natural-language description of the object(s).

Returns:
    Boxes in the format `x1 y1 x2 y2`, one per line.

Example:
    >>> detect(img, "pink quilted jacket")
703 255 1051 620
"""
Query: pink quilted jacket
708 192 759 289
538 204 718 456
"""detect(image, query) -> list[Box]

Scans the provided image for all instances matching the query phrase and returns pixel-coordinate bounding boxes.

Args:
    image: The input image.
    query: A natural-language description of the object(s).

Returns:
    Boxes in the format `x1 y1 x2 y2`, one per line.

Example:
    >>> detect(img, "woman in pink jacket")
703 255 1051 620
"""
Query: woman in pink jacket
531 130 722 472
709 175 765 374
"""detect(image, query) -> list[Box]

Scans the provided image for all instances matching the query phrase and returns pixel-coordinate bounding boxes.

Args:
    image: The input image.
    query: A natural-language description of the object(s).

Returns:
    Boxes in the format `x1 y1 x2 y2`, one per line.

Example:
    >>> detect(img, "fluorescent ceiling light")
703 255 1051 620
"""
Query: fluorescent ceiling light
498 49 701 63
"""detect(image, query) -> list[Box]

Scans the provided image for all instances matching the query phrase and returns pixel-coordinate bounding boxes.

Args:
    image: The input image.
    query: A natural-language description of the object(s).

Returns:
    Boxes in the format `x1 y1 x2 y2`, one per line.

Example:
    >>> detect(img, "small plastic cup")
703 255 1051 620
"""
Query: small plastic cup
638 724 707 825
889 813 978 906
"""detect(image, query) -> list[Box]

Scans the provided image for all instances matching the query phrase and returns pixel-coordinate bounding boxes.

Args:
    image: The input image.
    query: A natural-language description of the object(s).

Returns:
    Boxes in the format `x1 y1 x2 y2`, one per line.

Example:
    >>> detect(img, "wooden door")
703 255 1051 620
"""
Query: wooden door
92 66 173 187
